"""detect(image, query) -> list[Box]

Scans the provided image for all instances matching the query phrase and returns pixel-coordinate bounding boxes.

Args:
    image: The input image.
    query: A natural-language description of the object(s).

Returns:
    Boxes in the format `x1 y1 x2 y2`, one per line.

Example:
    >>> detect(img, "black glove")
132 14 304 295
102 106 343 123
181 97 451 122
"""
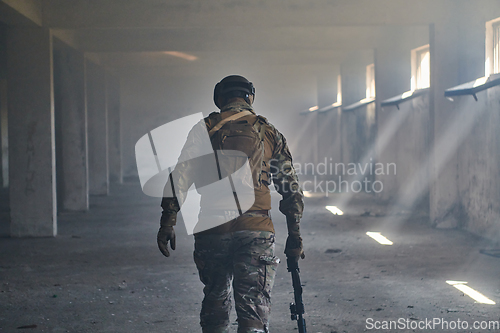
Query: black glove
285 235 305 260
157 225 176 257
284 215 305 260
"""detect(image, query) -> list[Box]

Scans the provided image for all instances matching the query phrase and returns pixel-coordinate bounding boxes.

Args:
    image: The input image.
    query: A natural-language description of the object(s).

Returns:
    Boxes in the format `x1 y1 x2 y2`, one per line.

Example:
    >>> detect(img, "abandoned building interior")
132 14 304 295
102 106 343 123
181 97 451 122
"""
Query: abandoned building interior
1 0 500 332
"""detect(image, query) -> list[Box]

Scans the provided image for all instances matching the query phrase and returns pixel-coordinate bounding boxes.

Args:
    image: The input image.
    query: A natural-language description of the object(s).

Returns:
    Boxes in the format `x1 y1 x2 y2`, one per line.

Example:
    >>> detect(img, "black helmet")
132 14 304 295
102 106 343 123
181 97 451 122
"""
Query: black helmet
213 75 255 109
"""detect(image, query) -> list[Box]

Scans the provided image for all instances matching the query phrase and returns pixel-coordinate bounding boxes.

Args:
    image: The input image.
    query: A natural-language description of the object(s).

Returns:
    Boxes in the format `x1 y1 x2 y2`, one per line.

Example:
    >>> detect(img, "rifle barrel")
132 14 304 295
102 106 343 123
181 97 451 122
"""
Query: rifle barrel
287 257 307 333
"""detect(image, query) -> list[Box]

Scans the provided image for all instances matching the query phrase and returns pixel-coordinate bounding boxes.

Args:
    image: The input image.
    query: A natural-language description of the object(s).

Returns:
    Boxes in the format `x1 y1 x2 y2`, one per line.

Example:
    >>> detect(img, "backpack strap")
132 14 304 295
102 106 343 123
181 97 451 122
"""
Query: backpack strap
208 110 253 137
253 116 268 142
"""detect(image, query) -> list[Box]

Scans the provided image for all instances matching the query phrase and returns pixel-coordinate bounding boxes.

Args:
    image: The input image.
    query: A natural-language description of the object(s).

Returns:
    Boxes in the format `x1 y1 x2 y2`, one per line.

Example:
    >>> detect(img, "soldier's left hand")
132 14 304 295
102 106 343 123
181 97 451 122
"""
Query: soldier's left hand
157 226 176 257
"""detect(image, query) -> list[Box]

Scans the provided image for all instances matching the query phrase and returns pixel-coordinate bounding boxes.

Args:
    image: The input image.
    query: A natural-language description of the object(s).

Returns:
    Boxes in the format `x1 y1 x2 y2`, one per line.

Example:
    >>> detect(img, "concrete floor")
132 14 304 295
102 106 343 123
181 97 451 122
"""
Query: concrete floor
1 184 499 332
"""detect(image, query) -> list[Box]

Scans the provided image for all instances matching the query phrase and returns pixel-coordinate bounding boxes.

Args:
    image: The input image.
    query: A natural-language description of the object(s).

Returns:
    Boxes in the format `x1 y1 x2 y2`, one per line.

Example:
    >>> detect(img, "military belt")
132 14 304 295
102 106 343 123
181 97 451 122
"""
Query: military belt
201 210 270 218
247 210 269 216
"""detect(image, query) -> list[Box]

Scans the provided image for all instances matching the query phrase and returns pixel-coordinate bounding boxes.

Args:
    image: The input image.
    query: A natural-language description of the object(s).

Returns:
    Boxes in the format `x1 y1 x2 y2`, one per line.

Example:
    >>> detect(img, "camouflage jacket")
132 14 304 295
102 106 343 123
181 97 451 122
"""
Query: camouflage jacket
160 101 304 233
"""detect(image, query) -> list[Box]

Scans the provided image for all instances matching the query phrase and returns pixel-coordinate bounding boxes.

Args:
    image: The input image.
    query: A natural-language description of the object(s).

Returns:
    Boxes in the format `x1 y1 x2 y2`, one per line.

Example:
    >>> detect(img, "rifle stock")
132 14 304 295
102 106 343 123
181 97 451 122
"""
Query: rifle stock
287 257 307 333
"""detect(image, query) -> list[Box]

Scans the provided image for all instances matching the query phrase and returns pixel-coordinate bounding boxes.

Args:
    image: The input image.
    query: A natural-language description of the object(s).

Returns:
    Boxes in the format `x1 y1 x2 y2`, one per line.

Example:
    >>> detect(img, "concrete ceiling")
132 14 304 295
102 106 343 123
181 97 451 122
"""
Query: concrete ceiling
95 50 345 67
4 0 500 70
69 26 401 53
41 0 465 28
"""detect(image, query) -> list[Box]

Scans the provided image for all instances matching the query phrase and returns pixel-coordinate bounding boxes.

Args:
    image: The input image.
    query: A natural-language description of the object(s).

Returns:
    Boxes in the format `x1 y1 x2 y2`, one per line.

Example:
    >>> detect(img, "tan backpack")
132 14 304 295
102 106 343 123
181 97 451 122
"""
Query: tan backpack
207 111 268 188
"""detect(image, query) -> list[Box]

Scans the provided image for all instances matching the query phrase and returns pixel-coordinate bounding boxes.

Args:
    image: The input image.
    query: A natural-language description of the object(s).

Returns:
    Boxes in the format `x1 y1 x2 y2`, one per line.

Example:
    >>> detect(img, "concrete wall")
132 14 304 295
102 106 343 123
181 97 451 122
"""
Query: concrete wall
86 60 108 195
316 71 342 181
119 70 212 180
107 73 122 184
316 108 342 182
370 15 500 240
455 88 500 238
0 25 7 188
380 95 431 212
408 87 500 239
374 29 428 202
53 39 88 211
0 79 7 189
339 50 376 187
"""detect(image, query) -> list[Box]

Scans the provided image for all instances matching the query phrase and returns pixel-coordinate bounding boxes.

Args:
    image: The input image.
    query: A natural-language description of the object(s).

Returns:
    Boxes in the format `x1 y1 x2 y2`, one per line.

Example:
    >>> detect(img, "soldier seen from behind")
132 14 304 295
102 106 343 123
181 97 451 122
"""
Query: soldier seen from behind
157 75 305 333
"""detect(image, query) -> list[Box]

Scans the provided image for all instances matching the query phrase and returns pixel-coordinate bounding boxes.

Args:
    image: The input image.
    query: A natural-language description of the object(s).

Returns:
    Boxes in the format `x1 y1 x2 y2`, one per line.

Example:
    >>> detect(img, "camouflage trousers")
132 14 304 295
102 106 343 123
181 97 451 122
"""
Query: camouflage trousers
193 230 279 333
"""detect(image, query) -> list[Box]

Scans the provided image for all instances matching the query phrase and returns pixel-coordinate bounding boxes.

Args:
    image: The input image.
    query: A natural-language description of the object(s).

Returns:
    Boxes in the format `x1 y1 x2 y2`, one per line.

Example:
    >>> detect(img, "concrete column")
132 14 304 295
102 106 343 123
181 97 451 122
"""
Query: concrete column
7 27 56 237
86 60 109 195
53 40 88 211
107 73 122 184
429 21 460 225
0 26 7 189
0 79 7 188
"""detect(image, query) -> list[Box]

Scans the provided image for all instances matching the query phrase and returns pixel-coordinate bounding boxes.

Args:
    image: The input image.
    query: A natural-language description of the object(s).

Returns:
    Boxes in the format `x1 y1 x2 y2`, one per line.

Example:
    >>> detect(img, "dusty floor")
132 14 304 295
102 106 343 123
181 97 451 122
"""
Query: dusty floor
1 183 500 332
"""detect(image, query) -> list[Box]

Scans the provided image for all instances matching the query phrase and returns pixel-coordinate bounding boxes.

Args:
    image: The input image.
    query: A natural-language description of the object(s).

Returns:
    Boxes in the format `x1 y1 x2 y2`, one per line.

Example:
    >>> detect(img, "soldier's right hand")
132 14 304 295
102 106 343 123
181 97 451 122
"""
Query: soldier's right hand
157 226 176 257
284 235 305 260
285 215 305 261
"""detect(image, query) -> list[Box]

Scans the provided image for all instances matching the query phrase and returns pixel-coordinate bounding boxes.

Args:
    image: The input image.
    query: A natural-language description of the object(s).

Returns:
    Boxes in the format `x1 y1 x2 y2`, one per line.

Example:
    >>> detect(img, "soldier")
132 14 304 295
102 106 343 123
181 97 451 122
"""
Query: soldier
157 75 305 333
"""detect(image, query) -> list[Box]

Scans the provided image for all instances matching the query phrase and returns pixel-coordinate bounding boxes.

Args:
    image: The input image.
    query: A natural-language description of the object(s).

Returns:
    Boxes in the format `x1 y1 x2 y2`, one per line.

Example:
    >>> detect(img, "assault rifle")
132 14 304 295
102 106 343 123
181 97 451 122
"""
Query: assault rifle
287 257 307 333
